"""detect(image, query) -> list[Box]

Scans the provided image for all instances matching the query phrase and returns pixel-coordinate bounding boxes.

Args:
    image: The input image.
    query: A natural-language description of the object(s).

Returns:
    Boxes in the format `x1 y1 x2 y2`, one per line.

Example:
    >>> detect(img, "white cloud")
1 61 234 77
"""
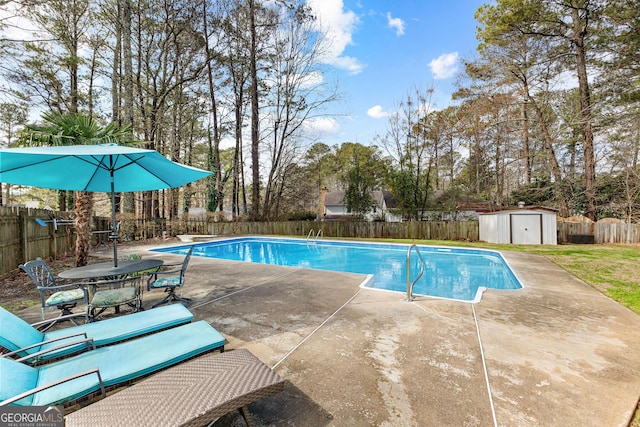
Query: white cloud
307 0 366 75
299 71 325 88
304 117 341 135
386 13 405 36
429 52 459 80
331 56 365 75
367 105 389 119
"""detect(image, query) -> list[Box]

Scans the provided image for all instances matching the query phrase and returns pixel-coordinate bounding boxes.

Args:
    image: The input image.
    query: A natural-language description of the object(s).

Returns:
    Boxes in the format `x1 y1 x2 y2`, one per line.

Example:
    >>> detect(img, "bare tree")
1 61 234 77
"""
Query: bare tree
260 4 339 219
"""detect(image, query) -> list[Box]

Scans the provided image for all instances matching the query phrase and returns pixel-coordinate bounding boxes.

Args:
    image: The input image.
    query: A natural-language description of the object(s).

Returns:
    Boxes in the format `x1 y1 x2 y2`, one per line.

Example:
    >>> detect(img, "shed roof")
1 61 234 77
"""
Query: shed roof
479 206 558 215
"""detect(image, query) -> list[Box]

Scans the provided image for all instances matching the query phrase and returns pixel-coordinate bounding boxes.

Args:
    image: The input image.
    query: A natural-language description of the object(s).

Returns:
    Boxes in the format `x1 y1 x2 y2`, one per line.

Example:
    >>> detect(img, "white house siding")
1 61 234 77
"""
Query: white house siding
322 190 401 222
325 205 348 217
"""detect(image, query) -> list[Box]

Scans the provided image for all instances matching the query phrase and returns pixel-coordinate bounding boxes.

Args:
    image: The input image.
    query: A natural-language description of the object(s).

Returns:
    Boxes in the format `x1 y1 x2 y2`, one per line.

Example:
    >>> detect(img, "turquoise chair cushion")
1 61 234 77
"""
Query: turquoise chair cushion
151 276 181 288
0 306 44 353
30 321 225 406
91 287 136 308
1 355 102 406
0 306 87 361
0 358 39 405
0 305 193 364
45 289 85 307
44 304 194 348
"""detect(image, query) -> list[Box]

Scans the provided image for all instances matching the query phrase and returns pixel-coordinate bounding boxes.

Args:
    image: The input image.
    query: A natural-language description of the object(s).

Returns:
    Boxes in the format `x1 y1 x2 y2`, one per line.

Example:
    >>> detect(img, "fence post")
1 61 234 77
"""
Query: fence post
18 208 28 265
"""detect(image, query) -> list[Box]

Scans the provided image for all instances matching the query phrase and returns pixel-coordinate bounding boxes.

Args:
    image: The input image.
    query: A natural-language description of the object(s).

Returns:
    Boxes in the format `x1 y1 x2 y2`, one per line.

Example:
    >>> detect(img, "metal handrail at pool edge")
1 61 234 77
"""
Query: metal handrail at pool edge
306 229 323 243
406 244 425 302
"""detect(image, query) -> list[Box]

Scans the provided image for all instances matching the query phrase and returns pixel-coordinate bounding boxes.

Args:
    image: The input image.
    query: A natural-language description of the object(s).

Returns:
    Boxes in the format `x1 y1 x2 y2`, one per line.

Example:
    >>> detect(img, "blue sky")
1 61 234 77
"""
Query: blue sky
0 0 487 150
307 0 487 146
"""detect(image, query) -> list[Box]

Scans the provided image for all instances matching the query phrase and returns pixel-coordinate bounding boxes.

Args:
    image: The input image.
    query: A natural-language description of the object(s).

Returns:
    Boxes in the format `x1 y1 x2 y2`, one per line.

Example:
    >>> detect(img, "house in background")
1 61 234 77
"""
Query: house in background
320 189 402 222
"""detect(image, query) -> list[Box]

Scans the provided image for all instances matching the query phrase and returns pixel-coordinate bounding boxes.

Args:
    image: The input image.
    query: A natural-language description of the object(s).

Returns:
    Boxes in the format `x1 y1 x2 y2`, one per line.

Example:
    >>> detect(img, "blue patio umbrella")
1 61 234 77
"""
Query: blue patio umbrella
0 144 211 266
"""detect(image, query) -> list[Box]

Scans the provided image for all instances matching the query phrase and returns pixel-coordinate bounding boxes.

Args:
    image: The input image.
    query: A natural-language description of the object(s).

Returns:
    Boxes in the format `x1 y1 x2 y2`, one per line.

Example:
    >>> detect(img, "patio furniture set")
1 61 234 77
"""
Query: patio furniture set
0 249 285 425
19 247 195 328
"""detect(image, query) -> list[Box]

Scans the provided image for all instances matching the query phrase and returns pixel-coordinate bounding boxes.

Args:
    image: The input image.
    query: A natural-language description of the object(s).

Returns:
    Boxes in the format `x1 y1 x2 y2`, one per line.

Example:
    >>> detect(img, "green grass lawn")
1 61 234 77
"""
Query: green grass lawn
486 243 640 315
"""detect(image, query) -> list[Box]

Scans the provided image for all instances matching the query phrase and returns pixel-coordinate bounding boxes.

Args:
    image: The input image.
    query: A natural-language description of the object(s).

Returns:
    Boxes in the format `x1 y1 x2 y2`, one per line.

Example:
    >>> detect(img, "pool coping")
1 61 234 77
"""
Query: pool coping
151 235 523 304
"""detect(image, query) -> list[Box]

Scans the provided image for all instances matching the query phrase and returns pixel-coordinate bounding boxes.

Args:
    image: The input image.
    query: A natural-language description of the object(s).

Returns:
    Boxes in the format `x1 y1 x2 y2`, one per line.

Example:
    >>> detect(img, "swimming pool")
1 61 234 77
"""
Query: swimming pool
152 237 522 302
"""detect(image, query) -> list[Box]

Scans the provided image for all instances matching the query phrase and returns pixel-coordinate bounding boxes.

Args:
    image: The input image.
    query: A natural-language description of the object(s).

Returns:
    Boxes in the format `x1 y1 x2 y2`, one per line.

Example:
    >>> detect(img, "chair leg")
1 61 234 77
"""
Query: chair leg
151 288 192 308
239 406 255 427
36 304 86 331
60 305 83 326
37 319 58 332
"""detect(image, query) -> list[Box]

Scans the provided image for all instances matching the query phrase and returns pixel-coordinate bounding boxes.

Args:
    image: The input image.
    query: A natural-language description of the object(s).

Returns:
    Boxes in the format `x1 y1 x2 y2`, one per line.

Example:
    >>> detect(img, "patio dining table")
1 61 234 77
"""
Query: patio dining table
59 259 164 316
58 259 163 281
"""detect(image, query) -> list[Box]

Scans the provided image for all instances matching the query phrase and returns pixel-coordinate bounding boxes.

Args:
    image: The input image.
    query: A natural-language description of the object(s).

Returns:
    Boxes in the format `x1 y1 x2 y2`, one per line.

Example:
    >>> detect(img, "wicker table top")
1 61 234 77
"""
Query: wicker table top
65 349 285 427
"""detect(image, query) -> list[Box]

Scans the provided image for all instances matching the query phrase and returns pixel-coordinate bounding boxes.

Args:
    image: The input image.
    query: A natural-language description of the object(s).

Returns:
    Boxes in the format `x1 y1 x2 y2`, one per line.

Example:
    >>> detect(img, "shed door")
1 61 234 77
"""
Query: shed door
511 214 542 244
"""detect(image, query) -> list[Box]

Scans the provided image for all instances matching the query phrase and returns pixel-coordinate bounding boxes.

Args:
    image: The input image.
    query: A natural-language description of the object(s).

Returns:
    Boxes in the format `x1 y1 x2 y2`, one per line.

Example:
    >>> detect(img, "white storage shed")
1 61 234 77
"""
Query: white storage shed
479 206 558 245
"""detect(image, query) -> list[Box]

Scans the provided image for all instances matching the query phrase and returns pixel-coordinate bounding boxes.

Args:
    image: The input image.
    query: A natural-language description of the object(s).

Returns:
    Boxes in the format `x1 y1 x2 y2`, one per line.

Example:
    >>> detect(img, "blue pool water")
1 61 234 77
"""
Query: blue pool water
152 237 522 302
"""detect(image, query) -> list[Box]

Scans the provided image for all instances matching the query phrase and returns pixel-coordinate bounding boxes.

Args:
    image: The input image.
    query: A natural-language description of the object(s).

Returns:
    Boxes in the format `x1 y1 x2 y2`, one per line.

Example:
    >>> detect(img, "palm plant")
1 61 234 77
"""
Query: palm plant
20 111 132 266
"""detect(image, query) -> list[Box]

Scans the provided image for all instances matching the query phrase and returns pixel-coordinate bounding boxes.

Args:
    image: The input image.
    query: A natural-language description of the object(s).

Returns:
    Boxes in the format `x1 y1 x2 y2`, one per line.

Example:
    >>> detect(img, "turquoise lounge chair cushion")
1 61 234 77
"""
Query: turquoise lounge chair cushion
0 307 45 353
0 305 193 362
45 289 85 307
1 321 225 406
0 358 40 405
45 304 194 347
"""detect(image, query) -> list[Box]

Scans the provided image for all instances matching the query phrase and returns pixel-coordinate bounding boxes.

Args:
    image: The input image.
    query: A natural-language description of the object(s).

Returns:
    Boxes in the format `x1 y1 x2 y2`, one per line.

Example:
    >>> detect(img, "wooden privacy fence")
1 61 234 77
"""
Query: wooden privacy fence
128 218 640 244
3 205 640 277
556 221 640 244
126 218 480 242
0 206 77 277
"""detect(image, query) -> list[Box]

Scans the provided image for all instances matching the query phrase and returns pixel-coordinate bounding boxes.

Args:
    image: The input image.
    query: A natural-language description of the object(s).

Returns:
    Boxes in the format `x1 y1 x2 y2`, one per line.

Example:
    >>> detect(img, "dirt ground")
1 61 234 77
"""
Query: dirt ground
0 254 81 312
0 240 164 312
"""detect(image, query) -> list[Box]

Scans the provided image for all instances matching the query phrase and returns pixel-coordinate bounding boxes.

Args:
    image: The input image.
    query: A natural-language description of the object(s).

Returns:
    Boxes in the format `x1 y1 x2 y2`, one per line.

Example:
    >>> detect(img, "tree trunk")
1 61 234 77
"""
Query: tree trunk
202 0 223 214
74 191 93 267
521 87 531 185
121 0 136 217
531 98 570 217
572 6 597 221
249 0 260 221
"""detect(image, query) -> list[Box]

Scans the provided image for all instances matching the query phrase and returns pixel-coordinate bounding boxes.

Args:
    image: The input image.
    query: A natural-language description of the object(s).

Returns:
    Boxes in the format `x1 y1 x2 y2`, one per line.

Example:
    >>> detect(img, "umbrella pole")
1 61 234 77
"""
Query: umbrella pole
110 178 118 267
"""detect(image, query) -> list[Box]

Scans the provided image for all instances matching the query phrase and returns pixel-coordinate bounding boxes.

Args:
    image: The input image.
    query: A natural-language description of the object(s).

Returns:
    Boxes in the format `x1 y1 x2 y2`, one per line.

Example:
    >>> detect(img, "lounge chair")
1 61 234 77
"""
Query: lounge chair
0 321 225 407
65 349 285 427
19 258 89 331
0 304 193 365
147 246 194 308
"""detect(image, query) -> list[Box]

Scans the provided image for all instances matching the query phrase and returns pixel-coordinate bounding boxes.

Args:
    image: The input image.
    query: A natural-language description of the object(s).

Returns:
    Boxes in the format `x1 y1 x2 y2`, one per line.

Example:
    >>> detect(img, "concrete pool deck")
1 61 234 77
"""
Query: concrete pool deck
17 240 640 426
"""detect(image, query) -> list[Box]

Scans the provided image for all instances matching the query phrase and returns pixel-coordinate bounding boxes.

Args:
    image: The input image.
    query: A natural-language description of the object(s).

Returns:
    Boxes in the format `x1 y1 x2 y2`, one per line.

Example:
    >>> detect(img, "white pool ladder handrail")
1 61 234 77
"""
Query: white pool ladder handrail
306 229 323 243
406 244 425 301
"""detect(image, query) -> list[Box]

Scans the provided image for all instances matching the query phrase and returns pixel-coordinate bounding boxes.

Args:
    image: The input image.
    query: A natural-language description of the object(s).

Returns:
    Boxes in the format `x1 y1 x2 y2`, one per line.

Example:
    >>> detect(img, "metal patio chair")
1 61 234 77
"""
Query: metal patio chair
19 258 88 331
85 275 144 320
146 246 194 308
